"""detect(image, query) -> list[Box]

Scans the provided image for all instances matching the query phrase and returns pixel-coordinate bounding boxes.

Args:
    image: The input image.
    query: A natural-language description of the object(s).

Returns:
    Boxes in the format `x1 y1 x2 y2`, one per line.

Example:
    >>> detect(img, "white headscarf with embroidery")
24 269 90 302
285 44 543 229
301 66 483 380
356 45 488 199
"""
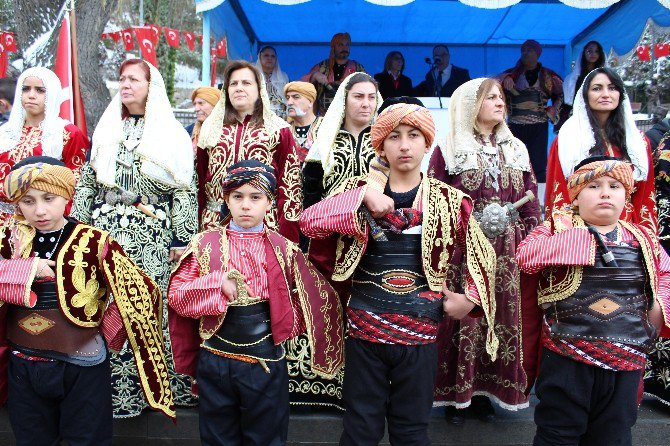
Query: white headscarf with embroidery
0 67 69 159
305 72 383 176
90 60 193 189
441 77 531 175
254 47 289 100
558 69 647 181
198 63 288 150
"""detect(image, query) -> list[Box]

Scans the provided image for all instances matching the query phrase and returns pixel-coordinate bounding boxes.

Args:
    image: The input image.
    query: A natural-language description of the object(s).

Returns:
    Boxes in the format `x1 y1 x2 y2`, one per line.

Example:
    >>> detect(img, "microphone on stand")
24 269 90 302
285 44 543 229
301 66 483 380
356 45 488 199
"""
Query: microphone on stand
425 57 443 108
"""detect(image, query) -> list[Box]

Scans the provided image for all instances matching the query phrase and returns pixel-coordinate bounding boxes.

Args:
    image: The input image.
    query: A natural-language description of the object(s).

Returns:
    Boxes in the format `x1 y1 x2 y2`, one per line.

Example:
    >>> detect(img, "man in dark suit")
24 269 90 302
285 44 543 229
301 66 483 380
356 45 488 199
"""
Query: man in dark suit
414 45 470 97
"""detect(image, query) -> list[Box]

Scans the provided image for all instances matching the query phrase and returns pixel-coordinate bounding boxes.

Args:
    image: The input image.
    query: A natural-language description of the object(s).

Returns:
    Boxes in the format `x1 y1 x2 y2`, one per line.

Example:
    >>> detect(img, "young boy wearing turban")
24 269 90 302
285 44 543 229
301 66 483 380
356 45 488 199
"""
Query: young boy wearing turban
300 103 497 445
167 159 343 446
0 156 174 445
516 156 670 446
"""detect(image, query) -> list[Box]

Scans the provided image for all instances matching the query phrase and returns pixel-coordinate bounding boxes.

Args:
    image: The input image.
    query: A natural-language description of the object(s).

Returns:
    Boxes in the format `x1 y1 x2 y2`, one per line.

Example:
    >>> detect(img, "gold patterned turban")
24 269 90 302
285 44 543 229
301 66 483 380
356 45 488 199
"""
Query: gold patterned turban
4 157 76 203
567 157 634 202
370 103 436 154
283 81 317 103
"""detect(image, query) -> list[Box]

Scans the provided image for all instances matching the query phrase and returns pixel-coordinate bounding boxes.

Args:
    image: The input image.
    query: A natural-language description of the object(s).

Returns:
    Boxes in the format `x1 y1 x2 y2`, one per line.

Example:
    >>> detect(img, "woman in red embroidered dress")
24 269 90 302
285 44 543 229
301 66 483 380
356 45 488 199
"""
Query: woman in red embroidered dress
0 67 88 216
545 67 656 231
196 61 301 242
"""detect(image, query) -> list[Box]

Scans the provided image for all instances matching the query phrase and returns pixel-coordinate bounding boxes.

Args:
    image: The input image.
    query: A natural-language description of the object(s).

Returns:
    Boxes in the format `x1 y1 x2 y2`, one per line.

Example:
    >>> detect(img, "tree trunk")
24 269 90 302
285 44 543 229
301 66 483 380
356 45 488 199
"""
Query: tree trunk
12 0 119 134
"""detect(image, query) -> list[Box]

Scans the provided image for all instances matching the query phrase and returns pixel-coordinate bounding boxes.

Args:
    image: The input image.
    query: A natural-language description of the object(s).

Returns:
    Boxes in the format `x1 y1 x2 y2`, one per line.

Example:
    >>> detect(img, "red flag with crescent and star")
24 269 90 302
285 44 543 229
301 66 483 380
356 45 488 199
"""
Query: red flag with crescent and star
164 27 180 48
122 29 135 51
133 26 158 68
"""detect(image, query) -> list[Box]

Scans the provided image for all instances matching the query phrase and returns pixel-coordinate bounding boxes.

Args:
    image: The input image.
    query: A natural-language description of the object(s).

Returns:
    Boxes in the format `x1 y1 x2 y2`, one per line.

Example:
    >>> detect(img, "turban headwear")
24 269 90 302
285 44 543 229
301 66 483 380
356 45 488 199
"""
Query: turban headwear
4 156 75 203
567 157 634 202
521 39 542 57
370 103 436 154
191 87 221 107
221 159 277 199
283 81 317 104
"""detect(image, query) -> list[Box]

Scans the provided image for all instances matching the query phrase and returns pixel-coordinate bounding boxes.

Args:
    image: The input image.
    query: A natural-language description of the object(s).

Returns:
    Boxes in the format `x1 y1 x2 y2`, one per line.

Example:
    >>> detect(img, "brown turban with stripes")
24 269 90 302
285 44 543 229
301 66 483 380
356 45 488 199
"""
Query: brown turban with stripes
370 103 436 154
4 156 76 203
567 158 634 203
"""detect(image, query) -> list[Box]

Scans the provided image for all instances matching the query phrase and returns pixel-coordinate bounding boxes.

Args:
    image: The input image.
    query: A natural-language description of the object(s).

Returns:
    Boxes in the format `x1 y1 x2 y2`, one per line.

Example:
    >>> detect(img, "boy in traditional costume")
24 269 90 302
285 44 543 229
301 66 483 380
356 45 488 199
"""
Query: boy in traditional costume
168 159 343 446
516 156 670 446
0 156 174 446
300 103 497 445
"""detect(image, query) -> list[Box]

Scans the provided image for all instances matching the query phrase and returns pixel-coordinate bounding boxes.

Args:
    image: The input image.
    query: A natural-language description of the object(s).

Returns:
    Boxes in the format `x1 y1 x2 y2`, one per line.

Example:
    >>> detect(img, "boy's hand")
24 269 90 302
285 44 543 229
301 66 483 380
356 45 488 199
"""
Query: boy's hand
36 259 56 279
221 273 255 303
442 286 475 320
363 188 394 218
649 300 664 334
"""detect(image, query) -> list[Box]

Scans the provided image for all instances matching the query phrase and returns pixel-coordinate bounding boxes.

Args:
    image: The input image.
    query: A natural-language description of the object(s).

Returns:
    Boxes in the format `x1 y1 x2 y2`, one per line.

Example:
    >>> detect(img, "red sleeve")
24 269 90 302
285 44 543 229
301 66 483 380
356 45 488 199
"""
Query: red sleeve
101 301 126 352
544 137 571 220
0 258 39 307
629 136 658 232
299 186 367 240
301 63 321 82
168 251 228 318
515 224 594 274
273 127 301 244
62 123 89 183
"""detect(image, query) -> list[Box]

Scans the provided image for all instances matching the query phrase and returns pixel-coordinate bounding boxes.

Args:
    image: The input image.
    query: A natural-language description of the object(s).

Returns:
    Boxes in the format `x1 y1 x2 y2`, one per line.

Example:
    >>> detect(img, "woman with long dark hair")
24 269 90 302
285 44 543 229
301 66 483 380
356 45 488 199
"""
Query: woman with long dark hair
545 67 656 231
563 41 606 110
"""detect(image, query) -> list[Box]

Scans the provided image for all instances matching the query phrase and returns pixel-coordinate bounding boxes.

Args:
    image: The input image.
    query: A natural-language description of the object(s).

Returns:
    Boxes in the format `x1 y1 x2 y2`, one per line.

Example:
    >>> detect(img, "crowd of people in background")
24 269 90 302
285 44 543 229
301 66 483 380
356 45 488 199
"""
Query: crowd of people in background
1 31 670 446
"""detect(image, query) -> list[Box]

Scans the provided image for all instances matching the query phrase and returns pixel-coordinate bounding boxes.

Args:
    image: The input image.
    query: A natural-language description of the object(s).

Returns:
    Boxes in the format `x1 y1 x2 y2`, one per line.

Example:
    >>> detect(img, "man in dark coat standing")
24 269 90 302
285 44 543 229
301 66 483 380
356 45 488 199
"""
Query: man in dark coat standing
414 45 470 97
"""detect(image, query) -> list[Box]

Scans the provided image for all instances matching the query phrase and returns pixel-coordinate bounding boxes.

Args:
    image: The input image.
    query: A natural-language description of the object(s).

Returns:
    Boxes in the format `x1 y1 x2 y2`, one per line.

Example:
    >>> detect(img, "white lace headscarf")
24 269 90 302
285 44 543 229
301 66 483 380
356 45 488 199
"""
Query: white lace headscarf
304 72 383 176
254 47 289 97
563 42 607 106
0 67 69 159
90 60 193 189
198 63 289 150
558 68 647 181
441 78 531 174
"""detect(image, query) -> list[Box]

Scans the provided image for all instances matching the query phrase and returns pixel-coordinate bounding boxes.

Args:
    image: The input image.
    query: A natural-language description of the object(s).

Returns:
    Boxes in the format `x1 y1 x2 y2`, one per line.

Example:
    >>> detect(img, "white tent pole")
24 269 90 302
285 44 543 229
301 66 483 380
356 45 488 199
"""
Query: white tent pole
202 11 211 85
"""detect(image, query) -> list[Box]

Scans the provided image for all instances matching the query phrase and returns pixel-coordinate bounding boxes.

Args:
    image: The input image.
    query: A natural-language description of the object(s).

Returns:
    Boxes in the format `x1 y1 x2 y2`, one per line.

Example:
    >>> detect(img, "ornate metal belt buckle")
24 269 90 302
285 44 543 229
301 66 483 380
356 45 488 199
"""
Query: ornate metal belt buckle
18 312 55 335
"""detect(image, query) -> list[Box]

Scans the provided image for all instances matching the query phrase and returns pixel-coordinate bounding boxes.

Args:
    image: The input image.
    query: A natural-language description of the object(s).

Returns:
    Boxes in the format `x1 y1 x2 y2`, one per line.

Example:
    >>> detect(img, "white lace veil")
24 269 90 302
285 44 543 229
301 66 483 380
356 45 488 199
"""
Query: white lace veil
557 69 647 181
198 63 288 150
563 43 608 106
0 67 69 159
441 78 530 174
304 72 383 176
254 48 289 96
90 60 194 188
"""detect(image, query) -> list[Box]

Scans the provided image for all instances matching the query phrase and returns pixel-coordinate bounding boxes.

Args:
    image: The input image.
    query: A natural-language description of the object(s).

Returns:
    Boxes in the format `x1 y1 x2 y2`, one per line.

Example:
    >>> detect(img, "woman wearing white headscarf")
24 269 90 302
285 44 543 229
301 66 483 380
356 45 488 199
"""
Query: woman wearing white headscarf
0 67 88 217
197 60 301 241
429 78 541 421
255 46 290 119
545 67 655 230
71 59 198 418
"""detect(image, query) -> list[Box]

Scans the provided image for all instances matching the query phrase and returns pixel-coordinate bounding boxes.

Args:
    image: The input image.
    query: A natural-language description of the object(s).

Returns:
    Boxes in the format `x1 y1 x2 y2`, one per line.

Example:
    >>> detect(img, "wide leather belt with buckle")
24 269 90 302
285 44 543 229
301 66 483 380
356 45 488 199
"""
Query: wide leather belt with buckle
103 190 164 206
7 307 102 357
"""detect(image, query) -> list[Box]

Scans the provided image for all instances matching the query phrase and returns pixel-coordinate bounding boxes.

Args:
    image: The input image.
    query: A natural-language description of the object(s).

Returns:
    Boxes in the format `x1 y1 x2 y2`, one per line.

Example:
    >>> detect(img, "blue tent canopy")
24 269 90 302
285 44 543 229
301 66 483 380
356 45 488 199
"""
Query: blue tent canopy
195 0 670 85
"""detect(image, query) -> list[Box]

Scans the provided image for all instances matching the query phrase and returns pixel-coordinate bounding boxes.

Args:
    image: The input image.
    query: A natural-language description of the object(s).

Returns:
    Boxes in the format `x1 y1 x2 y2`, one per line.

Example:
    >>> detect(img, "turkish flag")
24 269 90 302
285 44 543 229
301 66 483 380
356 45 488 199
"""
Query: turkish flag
0 44 7 79
122 29 135 51
2 32 16 52
197 35 203 46
636 45 651 61
55 15 87 135
108 31 122 43
134 26 158 68
655 43 670 58
216 37 227 58
183 31 195 51
148 24 161 41
164 27 180 48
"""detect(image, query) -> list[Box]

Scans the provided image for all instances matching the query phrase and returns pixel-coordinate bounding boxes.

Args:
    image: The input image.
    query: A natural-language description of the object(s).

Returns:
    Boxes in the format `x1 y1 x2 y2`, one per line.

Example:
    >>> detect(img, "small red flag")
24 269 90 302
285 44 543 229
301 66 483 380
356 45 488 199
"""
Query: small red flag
134 26 158 68
636 45 651 62
183 31 195 51
109 31 122 43
164 27 180 48
654 43 670 58
210 47 218 87
122 29 135 51
197 35 203 46
216 37 227 58
0 44 7 79
148 24 162 41
2 32 16 52
55 15 87 134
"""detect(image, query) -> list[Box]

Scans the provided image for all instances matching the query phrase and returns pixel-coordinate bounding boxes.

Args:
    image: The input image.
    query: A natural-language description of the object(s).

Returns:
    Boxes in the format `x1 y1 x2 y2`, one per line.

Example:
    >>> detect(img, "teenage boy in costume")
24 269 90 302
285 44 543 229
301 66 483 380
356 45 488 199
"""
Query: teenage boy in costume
168 159 343 446
300 103 497 445
516 156 670 446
